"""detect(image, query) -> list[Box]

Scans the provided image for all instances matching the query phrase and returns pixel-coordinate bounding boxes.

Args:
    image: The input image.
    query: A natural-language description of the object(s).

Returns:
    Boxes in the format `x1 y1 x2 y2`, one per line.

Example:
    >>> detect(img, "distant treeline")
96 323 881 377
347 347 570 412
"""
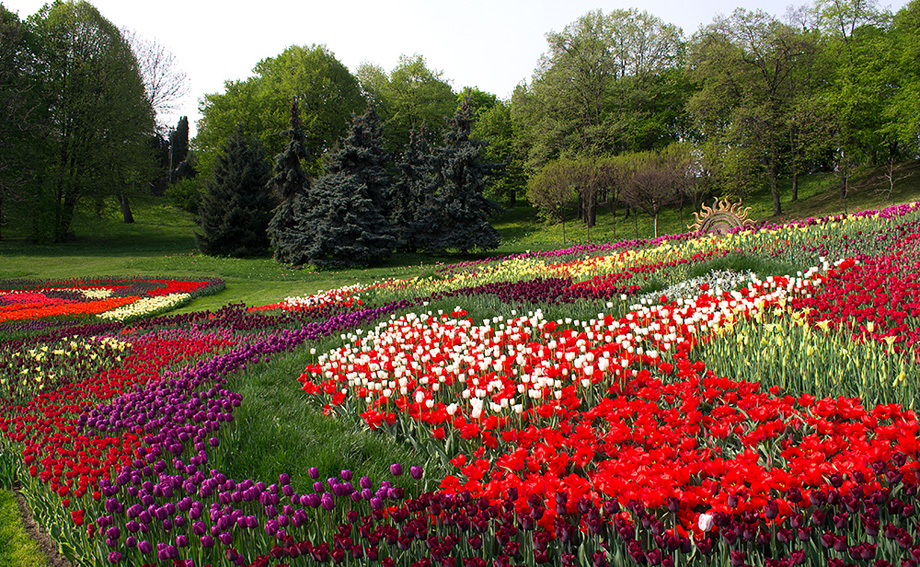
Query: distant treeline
1 1 918 243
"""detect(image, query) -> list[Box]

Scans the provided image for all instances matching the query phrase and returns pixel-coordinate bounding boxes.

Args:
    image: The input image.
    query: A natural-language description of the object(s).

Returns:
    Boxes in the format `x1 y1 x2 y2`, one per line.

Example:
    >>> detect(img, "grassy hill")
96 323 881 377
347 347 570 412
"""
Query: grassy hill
1 159 918 313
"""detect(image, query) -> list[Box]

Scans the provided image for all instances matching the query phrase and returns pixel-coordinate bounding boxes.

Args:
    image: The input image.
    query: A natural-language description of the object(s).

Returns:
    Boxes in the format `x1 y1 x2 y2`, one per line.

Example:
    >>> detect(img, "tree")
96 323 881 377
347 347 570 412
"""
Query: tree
688 9 816 215
512 8 688 170
196 44 365 179
527 159 580 244
356 54 456 153
267 100 312 265
413 97 502 253
0 5 41 240
172 116 189 167
471 99 526 207
28 0 155 241
619 150 683 238
124 29 189 127
286 104 396 268
196 125 274 257
387 126 434 252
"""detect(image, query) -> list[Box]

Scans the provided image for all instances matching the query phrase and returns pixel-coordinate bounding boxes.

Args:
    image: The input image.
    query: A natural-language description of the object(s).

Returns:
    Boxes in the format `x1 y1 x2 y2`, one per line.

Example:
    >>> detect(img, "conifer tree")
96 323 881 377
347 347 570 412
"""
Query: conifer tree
196 125 273 257
323 98 392 215
267 99 313 265
414 96 502 253
292 103 396 267
173 116 189 164
387 127 433 252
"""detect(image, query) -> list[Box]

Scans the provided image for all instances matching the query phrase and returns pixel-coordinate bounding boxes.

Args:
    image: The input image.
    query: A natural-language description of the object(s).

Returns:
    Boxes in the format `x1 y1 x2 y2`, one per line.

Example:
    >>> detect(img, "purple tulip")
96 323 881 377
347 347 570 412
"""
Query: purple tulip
308 467 319 479
410 466 423 480
390 463 403 476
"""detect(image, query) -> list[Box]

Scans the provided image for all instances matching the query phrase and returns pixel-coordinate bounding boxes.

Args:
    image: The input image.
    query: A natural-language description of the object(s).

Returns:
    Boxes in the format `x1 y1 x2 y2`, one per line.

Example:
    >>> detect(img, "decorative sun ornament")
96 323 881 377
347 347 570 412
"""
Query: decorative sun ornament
689 198 755 234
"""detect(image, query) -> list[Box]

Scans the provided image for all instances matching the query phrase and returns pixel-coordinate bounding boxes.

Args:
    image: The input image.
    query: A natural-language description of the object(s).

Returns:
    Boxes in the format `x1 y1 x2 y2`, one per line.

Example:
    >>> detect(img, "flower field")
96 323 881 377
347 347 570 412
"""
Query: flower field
2 204 920 566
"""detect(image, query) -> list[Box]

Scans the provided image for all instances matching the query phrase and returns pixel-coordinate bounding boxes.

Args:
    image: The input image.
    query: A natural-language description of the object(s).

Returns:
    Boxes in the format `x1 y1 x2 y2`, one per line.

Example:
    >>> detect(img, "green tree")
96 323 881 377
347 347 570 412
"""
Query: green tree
0 5 41 240
512 8 688 170
356 54 456 152
885 0 920 155
196 125 274 257
808 0 897 210
413 97 502 253
289 104 396 268
267 100 312 265
470 99 526 207
688 9 816 215
172 116 189 167
196 44 365 179
28 0 155 240
387 127 434 253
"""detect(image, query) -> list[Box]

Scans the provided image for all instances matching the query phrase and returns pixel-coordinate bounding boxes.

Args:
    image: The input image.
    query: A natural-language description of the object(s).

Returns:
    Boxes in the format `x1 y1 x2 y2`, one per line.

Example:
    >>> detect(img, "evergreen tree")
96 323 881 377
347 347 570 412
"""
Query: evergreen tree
414 96 502 253
293 103 396 267
267 99 313 265
196 125 273 257
173 116 189 164
323 99 391 215
387 127 434 252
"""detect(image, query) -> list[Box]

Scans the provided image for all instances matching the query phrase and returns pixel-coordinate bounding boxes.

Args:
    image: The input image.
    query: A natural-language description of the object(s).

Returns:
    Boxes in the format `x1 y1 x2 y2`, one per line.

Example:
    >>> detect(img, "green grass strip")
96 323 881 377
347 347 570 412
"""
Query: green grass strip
0 489 52 567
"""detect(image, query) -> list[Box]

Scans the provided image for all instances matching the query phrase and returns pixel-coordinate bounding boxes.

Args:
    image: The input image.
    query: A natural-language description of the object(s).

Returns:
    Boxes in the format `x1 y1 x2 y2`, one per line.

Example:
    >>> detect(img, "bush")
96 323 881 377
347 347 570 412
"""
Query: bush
165 178 202 215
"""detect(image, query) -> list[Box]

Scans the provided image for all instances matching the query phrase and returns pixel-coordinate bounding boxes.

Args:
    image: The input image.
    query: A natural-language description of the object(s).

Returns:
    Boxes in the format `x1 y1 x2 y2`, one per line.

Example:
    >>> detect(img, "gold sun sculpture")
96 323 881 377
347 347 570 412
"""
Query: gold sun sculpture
689 198 755 234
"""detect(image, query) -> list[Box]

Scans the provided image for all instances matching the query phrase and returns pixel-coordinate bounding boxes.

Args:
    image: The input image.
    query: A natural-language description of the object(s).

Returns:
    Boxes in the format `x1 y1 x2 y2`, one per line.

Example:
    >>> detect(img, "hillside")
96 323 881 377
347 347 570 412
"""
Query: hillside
1 160 918 314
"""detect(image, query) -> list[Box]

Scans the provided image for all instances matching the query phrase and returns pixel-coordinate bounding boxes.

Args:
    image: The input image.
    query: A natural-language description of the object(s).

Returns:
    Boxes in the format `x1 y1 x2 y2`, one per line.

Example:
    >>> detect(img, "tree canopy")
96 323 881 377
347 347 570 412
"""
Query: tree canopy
196 44 365 179
356 54 457 153
24 0 156 241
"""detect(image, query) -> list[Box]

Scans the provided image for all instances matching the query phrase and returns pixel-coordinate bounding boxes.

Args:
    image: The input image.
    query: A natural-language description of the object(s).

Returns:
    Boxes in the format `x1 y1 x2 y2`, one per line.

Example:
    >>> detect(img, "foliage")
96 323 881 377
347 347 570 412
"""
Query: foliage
512 8 688 170
196 126 274 257
276 104 396 268
413 97 502 253
471 100 527 207
386 127 433 253
688 9 818 216
172 116 190 166
19 1 156 242
0 5 39 241
164 177 202 214
356 54 457 153
195 44 365 180
267 100 312 265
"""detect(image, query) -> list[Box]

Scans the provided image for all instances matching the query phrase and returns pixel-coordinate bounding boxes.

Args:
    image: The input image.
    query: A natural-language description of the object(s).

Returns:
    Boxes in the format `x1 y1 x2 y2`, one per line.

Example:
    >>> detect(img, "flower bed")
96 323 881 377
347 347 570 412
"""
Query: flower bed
2 204 920 566
0 277 225 325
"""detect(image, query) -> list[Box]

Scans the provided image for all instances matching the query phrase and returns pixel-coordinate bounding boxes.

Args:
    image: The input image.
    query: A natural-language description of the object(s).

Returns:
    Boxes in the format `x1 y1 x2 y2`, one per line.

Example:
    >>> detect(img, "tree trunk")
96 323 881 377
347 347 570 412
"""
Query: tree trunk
610 194 617 239
633 210 638 239
791 168 798 203
839 150 849 214
55 193 77 242
770 175 781 217
118 193 135 224
678 192 684 228
839 169 848 214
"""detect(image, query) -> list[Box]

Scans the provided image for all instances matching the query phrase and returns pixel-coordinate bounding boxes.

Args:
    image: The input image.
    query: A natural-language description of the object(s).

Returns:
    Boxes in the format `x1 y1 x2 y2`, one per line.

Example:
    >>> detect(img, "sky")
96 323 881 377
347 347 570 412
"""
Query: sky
4 0 913 137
